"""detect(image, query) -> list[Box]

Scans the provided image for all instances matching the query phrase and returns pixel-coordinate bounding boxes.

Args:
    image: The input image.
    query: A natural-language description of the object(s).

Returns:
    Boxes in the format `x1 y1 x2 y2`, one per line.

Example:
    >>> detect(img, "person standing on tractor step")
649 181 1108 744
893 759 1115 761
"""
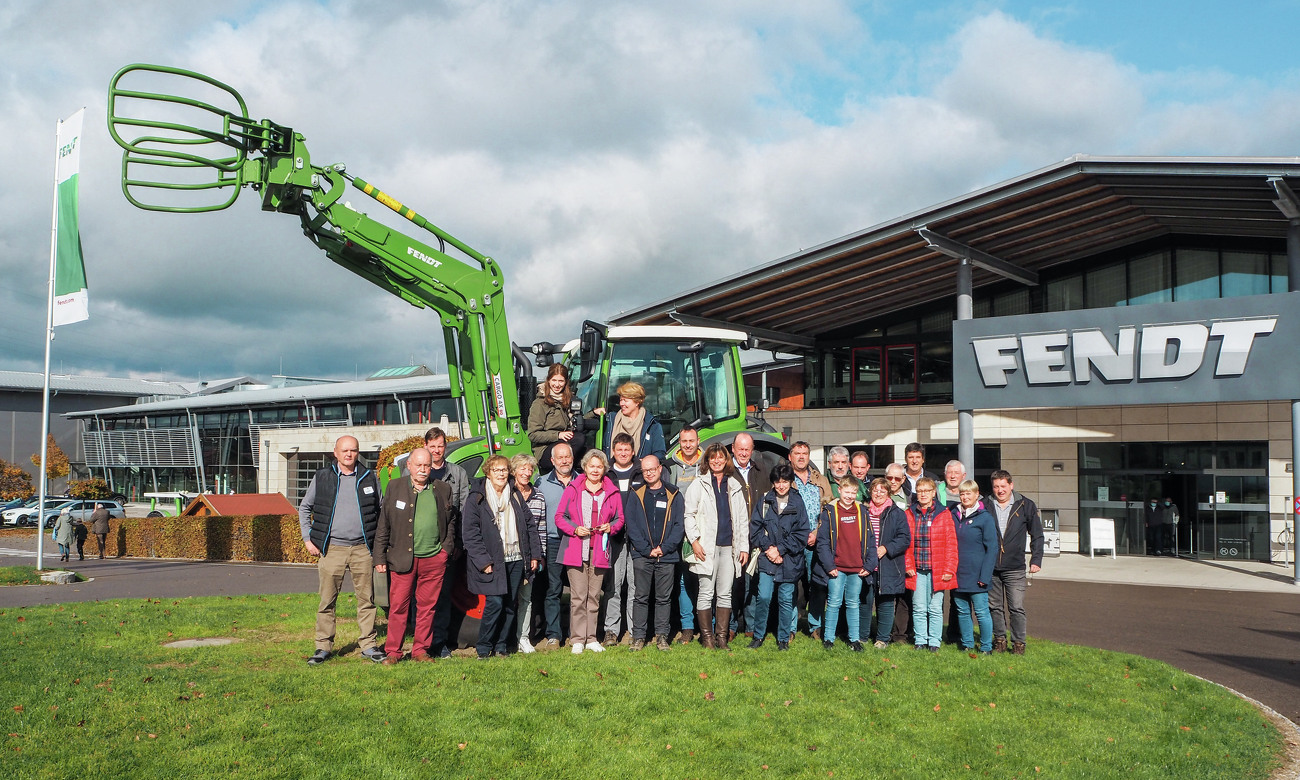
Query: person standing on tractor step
299 435 385 665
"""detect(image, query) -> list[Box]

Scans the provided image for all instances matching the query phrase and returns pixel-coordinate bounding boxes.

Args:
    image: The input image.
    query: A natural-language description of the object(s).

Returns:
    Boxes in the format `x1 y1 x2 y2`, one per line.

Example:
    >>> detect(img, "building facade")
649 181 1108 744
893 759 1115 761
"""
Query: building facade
613 155 1300 562
67 368 459 504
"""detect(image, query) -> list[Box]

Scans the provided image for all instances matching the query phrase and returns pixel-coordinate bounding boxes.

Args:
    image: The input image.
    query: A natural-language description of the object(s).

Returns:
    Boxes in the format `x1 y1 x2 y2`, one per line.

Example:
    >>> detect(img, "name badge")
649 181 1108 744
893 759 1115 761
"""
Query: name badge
619 479 630 492
396 500 407 510
363 486 375 495
655 501 667 509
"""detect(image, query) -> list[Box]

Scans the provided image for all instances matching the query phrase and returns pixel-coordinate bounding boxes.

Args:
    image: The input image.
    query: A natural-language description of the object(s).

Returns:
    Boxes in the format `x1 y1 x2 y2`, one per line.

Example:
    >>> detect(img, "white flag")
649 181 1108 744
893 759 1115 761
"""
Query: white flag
53 108 88 326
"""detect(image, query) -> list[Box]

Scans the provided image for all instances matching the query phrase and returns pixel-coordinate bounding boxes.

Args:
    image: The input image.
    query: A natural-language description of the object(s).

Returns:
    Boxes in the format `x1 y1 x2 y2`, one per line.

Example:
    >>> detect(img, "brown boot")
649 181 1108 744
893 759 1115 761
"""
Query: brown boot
715 609 731 650
677 629 695 645
1011 641 1026 655
992 636 1007 653
697 609 715 649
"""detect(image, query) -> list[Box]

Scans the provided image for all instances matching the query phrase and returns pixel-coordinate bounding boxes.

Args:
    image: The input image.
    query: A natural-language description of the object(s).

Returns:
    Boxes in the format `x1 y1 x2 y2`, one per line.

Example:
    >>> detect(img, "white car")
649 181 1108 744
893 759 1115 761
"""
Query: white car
2 497 72 527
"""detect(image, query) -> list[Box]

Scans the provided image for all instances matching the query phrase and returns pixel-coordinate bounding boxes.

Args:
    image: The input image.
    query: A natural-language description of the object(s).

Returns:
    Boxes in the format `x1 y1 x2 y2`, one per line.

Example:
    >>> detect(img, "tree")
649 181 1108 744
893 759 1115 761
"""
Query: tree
68 478 112 500
30 435 70 482
0 458 34 501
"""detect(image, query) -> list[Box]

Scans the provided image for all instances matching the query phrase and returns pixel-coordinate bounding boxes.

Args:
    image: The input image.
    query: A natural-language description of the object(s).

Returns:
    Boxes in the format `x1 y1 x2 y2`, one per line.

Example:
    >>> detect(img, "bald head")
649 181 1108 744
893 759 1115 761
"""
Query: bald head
640 454 663 488
334 436 359 473
732 433 754 468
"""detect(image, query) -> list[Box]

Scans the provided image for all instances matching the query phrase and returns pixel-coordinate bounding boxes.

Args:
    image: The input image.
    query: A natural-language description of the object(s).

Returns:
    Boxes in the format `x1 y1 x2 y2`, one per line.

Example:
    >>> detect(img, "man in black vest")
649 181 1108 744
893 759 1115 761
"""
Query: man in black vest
298 435 384 665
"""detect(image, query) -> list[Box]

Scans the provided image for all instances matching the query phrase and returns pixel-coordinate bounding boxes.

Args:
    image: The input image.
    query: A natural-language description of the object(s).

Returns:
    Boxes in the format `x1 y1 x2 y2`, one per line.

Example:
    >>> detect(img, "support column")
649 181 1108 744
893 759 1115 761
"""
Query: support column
1290 218 1300 586
956 257 974 477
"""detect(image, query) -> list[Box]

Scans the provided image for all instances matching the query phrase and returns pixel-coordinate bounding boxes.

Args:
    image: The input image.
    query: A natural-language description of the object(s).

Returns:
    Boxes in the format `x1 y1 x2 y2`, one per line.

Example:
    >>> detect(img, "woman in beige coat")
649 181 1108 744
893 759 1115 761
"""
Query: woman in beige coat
683 443 749 649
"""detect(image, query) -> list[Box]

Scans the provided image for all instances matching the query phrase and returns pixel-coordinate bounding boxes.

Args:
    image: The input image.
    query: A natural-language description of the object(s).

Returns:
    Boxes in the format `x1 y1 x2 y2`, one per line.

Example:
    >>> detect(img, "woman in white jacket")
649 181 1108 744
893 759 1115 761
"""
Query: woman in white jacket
684 443 750 650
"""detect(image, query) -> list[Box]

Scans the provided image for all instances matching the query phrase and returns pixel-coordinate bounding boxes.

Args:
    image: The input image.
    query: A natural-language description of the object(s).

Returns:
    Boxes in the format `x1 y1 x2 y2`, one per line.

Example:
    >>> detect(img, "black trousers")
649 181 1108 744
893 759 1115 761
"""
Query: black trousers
632 556 675 640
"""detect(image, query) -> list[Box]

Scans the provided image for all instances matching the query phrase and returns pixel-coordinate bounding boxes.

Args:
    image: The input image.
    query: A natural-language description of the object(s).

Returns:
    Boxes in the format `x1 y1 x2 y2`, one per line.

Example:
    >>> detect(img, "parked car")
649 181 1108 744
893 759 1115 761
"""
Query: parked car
2 496 72 527
38 500 127 529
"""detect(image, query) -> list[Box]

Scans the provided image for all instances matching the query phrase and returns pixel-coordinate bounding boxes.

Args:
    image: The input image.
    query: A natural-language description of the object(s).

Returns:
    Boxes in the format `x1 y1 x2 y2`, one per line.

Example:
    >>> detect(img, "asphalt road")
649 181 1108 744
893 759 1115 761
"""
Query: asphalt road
1029 579 1300 724
2 549 1297 723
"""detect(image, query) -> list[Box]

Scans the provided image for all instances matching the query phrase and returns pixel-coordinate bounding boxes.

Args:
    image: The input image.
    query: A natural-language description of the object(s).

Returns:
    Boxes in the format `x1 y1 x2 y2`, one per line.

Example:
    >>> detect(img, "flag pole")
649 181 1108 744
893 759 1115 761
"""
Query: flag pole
36 117 63 572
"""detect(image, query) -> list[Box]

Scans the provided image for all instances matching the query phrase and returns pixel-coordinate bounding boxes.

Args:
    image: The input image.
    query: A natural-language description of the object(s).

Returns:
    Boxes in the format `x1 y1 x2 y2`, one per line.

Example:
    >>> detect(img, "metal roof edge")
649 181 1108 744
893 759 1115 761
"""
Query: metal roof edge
609 154 1300 325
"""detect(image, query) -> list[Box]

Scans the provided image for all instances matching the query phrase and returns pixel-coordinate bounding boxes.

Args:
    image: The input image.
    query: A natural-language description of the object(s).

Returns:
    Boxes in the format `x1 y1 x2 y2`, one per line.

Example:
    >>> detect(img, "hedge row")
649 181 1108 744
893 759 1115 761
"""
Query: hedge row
101 515 312 563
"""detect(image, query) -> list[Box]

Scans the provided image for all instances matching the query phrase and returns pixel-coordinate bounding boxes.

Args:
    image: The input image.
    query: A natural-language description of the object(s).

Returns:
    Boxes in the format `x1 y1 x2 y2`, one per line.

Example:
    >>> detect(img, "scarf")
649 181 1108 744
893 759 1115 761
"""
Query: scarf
611 406 646 456
487 483 520 562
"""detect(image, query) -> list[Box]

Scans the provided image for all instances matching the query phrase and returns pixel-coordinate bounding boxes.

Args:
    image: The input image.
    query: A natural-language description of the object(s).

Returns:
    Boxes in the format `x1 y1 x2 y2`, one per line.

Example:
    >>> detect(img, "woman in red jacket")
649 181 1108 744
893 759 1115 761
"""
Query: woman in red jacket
904 478 957 652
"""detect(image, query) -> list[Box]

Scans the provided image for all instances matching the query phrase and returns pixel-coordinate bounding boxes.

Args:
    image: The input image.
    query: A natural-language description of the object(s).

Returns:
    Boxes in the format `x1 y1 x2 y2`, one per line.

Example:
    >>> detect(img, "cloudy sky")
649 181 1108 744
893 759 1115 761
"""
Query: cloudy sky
3 0 1300 382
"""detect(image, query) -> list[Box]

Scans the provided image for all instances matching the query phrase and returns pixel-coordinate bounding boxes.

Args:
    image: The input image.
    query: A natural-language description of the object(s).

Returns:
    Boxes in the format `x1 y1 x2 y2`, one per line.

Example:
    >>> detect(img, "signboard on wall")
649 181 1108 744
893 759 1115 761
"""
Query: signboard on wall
953 292 1300 409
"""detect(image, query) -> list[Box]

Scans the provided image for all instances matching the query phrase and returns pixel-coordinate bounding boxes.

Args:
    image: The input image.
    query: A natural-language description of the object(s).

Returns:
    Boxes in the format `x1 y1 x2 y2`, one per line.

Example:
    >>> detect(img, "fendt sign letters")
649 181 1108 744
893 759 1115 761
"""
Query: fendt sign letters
952 292 1300 409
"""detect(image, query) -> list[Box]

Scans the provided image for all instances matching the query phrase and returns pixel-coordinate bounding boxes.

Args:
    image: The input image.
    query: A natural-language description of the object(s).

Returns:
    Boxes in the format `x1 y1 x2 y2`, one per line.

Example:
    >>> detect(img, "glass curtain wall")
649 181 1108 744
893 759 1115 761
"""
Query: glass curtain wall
1078 441 1269 560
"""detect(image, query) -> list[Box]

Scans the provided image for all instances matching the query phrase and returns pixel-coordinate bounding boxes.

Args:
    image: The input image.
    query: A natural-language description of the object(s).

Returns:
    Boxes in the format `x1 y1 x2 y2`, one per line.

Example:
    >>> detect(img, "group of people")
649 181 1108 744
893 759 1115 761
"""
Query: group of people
51 503 112 562
297 369 1046 665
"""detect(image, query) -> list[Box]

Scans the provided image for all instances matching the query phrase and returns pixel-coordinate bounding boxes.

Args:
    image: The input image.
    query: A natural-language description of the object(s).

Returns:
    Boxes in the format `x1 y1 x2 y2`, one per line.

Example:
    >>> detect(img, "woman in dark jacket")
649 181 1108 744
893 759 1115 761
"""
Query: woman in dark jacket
747 463 809 650
952 479 997 654
462 454 542 659
865 477 911 649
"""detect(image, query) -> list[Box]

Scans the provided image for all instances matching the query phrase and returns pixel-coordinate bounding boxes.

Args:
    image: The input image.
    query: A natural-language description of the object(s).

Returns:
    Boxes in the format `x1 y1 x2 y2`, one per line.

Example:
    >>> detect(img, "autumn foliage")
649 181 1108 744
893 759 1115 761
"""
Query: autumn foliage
29 435 70 481
68 478 113 499
0 458 34 501
96 515 312 563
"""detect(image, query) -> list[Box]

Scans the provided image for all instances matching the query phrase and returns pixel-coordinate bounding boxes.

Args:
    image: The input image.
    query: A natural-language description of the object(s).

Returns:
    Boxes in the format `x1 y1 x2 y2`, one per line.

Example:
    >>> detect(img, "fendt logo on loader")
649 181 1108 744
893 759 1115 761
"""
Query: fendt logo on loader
407 246 443 268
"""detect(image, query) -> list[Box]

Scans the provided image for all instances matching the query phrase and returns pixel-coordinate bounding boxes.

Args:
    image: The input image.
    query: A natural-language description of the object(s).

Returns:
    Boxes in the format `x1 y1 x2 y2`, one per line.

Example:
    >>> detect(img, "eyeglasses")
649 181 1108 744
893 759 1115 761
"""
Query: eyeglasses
488 467 510 474
886 476 904 481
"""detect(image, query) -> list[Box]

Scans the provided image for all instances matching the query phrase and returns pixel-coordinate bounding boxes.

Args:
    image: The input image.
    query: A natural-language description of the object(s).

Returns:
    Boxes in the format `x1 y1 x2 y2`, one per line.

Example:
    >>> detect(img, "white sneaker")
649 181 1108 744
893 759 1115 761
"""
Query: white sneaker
585 641 605 653
520 638 536 654
571 642 584 654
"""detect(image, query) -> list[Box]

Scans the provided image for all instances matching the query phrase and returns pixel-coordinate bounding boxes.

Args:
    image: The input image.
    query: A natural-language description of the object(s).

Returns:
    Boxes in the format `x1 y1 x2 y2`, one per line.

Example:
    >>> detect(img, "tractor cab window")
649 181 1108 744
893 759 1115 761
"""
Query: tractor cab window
572 340 740 446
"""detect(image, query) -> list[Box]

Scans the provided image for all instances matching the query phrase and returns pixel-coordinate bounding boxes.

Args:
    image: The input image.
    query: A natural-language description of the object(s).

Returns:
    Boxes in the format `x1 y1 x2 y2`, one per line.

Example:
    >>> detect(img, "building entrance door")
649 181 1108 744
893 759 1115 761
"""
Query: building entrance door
1079 441 1269 560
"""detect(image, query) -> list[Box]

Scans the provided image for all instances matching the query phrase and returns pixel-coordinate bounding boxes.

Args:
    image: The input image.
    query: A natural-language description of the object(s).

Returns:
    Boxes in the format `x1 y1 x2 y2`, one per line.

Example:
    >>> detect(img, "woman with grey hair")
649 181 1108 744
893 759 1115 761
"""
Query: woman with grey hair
554 448 625 653
510 452 547 653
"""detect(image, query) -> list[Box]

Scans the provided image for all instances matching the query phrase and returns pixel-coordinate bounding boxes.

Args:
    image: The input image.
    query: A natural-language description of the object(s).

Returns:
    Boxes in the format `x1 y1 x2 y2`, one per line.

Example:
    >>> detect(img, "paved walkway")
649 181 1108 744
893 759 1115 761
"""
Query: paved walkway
1036 550 1300 593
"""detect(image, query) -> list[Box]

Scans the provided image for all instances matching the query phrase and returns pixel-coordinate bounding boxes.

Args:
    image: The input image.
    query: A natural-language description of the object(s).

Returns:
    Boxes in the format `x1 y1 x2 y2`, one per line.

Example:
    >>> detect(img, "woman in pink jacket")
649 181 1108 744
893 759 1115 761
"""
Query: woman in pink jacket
555 449 625 654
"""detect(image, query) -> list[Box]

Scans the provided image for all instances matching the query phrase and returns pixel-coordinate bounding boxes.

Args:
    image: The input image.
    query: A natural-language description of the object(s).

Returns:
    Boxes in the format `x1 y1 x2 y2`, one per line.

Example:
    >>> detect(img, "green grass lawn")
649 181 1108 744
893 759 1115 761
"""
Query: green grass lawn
0 592 1283 779
0 566 75 586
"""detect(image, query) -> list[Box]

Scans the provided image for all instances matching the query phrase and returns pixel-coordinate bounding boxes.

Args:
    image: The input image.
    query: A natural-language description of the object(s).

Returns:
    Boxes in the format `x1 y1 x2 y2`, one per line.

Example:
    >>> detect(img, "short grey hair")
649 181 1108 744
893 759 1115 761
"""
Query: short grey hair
580 449 609 472
510 453 538 475
828 445 850 460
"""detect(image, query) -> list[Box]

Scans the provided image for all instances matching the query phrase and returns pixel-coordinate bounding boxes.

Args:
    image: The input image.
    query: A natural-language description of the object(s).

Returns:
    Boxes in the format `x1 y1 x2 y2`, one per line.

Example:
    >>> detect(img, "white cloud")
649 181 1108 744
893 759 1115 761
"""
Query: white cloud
0 2 1297 382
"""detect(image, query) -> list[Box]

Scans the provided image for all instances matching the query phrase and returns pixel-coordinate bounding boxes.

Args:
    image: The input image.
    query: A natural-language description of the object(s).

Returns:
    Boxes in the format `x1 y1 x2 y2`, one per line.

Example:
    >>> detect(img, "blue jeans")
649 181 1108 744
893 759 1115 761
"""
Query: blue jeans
911 572 944 648
752 572 796 643
544 536 564 641
954 591 992 652
476 560 523 657
677 562 696 630
824 573 865 642
873 590 896 643
802 549 823 632
861 582 876 640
